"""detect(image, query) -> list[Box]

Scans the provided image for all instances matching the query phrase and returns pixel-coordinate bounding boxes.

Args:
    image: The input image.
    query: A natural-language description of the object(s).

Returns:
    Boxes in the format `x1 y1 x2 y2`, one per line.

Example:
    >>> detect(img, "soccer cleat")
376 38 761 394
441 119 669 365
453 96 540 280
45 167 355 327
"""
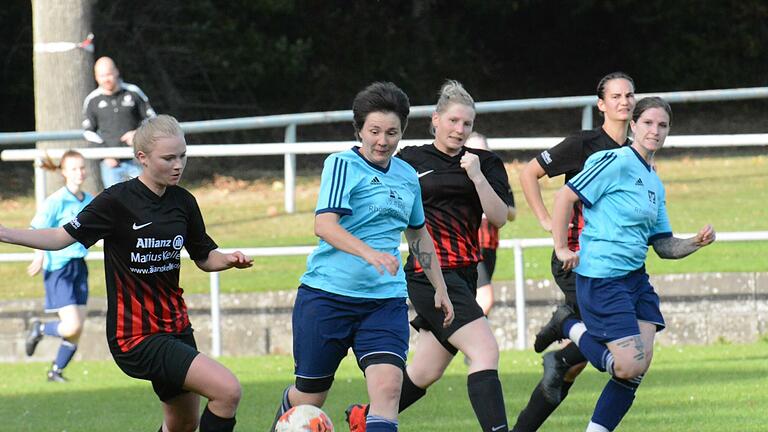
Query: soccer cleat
47 364 67 383
25 319 43 356
345 403 369 432
540 351 570 404
533 304 575 353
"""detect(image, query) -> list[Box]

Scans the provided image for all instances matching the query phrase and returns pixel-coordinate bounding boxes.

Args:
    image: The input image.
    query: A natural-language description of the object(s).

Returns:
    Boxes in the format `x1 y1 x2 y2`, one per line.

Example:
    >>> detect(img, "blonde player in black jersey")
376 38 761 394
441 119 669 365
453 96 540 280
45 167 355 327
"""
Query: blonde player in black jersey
0 115 252 432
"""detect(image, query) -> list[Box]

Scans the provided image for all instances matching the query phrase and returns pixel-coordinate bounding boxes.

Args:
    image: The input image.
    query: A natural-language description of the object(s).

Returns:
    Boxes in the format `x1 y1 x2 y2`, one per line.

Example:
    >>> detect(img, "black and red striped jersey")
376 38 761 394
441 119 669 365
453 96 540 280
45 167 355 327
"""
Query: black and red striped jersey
478 217 500 250
63 178 217 353
397 143 514 272
535 127 629 251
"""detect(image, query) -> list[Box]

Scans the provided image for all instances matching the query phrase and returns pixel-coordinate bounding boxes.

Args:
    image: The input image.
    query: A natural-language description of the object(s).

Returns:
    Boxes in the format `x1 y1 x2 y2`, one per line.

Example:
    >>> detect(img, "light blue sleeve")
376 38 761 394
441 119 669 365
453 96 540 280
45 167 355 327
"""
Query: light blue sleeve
566 150 622 208
408 179 425 229
315 154 354 216
29 195 59 229
648 185 673 243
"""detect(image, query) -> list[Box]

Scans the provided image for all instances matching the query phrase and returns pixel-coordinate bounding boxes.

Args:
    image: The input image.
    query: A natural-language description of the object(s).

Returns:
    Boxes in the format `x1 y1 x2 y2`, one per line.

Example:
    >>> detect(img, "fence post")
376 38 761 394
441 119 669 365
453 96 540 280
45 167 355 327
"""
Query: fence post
34 157 46 210
284 123 297 214
210 272 221 358
514 241 527 350
581 105 593 130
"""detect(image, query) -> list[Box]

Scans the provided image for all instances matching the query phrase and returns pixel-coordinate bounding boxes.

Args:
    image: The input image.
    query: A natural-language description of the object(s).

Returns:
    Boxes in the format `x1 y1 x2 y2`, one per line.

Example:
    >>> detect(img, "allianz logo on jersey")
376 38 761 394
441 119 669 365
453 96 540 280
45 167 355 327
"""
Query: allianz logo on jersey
135 235 184 250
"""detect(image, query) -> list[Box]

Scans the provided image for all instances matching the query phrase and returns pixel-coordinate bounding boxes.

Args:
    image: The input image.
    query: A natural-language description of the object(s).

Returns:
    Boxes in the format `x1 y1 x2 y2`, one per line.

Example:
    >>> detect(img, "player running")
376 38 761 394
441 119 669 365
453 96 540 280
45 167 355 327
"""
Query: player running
347 80 515 432
25 150 93 382
548 97 715 431
1 115 252 432
513 72 636 431
268 81 453 432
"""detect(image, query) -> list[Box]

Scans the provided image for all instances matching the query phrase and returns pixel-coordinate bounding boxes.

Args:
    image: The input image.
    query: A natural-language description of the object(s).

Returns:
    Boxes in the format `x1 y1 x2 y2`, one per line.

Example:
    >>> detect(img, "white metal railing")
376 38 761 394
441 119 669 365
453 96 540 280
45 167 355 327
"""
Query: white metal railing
2 231 767 356
2 86 768 212
2 86 767 146
4 133 768 212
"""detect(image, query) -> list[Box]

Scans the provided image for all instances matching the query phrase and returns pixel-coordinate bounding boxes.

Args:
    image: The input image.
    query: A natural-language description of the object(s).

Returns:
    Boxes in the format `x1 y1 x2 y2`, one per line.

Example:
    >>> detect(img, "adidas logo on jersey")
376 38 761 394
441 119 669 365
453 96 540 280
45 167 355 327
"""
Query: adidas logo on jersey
370 176 382 185
635 178 644 186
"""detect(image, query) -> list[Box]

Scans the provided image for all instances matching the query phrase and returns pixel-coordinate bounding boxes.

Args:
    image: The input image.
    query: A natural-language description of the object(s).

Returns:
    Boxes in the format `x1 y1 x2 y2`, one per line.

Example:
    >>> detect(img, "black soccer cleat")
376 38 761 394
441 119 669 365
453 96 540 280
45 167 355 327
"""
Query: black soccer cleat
540 351 570 405
533 304 575 353
25 319 43 357
47 363 67 383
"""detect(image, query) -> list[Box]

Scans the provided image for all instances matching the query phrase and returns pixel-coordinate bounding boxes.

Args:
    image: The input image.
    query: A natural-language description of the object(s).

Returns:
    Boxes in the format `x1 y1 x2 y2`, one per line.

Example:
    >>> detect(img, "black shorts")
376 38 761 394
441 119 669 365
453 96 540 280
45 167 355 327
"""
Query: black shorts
111 327 199 402
477 248 497 287
550 250 580 315
408 266 485 355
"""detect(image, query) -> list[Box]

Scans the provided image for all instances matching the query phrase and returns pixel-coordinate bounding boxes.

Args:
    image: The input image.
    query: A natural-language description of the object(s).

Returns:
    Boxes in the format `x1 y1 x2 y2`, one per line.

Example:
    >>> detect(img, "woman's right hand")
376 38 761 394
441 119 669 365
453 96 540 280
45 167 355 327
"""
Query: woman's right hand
27 256 43 276
434 289 454 328
555 247 579 271
364 250 400 276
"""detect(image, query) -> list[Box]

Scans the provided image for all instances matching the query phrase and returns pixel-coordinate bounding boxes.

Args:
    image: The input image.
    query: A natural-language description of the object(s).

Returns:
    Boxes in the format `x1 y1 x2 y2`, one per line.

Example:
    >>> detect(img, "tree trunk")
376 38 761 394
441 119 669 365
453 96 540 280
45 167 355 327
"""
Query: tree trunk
32 0 100 195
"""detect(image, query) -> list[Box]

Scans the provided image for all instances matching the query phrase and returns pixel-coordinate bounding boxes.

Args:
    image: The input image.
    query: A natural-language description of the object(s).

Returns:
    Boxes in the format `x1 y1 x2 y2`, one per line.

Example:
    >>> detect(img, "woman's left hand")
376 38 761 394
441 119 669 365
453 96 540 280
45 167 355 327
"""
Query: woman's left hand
694 224 716 247
227 251 253 269
460 152 483 182
434 289 454 328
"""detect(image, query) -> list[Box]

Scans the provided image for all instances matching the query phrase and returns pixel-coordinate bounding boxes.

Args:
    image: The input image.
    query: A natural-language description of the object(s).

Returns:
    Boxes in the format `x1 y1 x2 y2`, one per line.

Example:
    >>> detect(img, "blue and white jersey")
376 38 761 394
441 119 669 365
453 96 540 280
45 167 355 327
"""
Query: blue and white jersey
567 146 672 278
30 187 94 272
301 147 426 299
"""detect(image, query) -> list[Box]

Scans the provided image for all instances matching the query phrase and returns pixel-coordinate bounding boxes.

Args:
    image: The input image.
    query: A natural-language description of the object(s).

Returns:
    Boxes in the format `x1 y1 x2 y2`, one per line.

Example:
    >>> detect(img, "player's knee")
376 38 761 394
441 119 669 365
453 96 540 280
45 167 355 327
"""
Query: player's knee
216 376 242 409
612 360 645 380
408 363 445 387
58 322 83 339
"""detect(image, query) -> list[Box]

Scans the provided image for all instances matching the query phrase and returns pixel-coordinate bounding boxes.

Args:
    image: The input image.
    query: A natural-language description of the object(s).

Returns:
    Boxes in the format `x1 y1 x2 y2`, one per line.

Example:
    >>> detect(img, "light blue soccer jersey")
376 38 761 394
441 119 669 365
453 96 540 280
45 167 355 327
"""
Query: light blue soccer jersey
567 146 672 278
301 147 426 299
30 187 94 272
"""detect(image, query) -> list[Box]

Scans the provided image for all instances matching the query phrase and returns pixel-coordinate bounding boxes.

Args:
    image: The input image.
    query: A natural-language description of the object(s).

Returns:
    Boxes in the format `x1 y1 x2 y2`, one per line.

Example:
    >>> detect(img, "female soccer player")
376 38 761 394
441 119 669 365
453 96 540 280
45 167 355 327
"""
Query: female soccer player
270 82 453 432
549 97 715 431
513 72 636 431
24 150 93 382
347 80 515 432
1 115 252 432
464 132 516 316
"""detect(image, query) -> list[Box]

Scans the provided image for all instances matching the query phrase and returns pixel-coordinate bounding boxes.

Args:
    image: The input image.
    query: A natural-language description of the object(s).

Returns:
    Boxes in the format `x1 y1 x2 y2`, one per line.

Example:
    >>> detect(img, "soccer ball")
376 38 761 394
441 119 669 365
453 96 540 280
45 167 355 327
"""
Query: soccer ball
275 405 334 432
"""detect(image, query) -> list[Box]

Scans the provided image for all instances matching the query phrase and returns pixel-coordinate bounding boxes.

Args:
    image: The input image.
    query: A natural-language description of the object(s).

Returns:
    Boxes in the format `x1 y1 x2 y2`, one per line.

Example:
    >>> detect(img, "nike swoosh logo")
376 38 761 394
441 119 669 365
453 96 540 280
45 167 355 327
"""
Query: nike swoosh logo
132 222 153 230
491 425 507 432
417 170 434 178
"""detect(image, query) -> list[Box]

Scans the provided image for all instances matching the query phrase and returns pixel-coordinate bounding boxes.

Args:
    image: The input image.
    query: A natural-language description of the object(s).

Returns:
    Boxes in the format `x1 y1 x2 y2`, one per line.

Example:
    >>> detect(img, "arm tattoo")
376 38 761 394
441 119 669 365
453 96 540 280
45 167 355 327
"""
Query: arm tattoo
410 238 433 269
652 236 699 259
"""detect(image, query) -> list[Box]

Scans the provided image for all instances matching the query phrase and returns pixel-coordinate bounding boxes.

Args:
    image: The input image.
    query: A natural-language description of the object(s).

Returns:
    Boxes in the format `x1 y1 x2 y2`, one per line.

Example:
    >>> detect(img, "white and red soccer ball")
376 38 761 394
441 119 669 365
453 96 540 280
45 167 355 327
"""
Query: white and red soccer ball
275 405 334 432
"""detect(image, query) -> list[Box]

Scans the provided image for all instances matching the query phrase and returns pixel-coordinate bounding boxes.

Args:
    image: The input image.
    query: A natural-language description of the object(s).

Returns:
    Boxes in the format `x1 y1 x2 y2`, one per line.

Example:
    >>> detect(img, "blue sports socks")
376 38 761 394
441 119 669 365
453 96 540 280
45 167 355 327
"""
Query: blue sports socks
366 415 398 431
562 319 614 374
54 340 77 370
43 320 61 337
589 375 643 431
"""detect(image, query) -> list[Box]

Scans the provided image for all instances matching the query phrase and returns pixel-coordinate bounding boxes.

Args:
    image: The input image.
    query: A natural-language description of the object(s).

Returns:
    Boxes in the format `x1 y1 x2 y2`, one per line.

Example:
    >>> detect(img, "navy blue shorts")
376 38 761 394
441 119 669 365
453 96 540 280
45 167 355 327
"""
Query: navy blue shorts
292 285 409 380
43 258 88 312
576 268 665 343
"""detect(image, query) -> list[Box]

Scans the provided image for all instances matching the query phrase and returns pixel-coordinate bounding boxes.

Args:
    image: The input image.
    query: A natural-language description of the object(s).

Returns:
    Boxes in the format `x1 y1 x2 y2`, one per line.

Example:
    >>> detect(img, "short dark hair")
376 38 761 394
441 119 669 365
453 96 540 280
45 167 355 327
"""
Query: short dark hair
352 82 410 139
633 96 673 124
596 71 635 99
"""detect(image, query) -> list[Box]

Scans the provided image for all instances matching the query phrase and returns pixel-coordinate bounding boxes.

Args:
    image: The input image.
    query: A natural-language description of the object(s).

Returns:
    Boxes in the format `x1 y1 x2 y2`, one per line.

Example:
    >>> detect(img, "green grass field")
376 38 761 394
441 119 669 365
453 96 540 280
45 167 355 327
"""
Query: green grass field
1 342 766 431
0 153 766 300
